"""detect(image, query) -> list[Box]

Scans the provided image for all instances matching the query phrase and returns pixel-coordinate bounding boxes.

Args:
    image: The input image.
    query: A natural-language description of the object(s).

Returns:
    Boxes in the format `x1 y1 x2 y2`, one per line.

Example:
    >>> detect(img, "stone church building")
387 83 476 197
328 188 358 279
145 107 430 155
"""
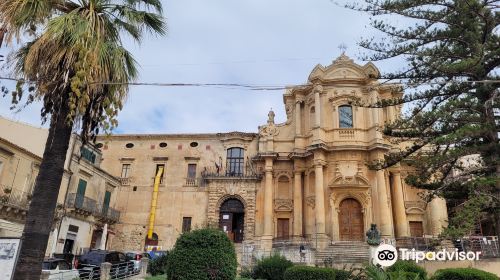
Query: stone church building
97 55 448 261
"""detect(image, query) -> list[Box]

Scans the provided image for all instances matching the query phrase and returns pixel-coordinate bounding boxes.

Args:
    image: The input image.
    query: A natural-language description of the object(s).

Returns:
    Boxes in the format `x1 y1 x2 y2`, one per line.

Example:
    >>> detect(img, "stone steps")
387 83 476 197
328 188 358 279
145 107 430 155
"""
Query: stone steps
316 241 370 265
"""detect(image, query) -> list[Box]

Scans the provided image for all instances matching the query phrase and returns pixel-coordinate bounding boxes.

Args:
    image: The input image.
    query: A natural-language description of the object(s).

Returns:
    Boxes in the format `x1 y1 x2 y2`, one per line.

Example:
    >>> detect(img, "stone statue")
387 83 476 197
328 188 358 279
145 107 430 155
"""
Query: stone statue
267 109 275 124
366 224 381 246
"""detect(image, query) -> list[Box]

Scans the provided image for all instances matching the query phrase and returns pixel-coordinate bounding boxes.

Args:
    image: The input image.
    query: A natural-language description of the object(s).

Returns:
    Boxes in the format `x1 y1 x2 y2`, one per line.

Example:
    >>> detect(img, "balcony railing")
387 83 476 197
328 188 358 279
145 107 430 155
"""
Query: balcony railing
119 177 131 186
96 204 121 223
66 193 96 215
201 166 262 180
0 186 30 210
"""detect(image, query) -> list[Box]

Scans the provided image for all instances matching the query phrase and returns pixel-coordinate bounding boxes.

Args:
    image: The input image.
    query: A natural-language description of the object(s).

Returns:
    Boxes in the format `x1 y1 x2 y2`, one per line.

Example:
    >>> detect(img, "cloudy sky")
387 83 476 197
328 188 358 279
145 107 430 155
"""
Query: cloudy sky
0 0 399 134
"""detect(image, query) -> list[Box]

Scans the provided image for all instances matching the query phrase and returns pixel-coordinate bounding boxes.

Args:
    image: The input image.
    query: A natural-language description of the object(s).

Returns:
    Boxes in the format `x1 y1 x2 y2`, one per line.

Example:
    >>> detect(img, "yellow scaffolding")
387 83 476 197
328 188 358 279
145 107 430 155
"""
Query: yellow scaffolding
147 166 164 239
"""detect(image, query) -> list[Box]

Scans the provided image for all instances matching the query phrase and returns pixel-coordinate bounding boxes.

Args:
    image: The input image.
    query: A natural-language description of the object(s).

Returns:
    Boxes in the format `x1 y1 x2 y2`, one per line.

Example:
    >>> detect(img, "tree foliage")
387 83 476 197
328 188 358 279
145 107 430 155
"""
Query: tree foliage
349 0 500 236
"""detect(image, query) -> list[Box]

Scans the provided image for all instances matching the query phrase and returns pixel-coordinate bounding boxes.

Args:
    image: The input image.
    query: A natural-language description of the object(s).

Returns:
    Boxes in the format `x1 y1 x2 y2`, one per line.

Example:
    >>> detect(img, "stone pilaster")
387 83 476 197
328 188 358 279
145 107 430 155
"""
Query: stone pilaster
391 170 409 237
293 171 303 238
262 157 274 250
314 88 321 128
376 169 393 237
295 100 302 135
313 153 328 249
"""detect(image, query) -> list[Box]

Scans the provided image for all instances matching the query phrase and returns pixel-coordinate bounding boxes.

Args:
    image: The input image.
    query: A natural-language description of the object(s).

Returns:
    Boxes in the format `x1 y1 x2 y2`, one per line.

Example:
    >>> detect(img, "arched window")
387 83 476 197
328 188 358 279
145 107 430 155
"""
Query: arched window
339 105 353 128
226 147 244 176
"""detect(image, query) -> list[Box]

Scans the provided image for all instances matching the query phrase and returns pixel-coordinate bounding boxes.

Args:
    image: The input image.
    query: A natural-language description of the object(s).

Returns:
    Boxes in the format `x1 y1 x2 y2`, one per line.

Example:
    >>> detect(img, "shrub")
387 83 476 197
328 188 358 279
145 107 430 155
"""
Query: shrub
166 228 237 280
430 268 499 280
239 266 254 279
149 253 169 276
253 254 294 280
283 266 335 280
332 268 352 280
387 260 427 279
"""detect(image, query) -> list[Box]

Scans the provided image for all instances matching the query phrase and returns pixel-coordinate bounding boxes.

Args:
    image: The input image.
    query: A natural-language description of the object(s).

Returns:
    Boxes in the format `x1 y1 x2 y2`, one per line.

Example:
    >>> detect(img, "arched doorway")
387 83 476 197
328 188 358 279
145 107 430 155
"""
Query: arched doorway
339 198 364 241
219 198 245 243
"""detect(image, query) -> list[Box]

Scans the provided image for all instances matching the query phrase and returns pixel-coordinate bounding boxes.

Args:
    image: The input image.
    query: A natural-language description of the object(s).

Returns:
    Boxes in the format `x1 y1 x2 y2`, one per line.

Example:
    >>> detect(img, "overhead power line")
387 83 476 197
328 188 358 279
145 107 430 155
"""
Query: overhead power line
0 76 499 92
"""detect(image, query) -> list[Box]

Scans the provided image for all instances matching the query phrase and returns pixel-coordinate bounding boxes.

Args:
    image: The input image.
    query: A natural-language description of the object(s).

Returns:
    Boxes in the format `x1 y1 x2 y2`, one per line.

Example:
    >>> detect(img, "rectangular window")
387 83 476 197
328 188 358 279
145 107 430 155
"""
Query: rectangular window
339 105 354 128
80 147 96 164
121 164 131 178
155 164 165 183
182 217 192 233
102 191 111 215
226 148 244 176
75 179 87 208
187 164 196 178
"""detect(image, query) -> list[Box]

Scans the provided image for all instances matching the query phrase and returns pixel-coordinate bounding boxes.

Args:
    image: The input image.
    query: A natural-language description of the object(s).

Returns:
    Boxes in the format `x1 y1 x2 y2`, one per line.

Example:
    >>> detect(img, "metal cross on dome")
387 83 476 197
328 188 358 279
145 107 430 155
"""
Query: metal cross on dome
338 43 347 54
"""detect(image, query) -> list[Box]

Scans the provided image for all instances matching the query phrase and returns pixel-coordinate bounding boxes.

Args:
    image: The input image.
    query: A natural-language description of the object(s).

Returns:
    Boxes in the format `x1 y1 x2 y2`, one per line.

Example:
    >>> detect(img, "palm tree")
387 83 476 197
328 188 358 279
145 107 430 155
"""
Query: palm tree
0 0 165 278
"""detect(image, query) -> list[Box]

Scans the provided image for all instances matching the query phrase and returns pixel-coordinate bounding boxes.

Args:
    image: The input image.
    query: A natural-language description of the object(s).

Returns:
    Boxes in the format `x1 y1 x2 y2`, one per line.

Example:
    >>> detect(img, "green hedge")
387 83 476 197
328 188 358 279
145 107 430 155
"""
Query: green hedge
283 266 335 280
332 268 351 280
387 260 427 279
253 254 294 280
430 268 499 280
149 253 169 276
166 228 237 280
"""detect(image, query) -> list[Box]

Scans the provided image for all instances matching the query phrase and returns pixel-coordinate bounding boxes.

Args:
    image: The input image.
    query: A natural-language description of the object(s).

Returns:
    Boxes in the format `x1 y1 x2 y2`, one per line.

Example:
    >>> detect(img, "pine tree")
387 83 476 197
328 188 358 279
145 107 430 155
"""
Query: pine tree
350 0 499 237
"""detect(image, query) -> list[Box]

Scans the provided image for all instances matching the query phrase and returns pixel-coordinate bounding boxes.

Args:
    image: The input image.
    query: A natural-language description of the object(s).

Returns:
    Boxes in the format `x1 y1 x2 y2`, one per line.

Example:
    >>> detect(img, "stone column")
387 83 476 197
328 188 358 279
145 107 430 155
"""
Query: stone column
391 171 409 237
293 171 303 238
428 196 448 236
314 158 328 248
100 262 112 280
314 91 321 128
295 101 302 135
376 169 393 237
262 157 274 249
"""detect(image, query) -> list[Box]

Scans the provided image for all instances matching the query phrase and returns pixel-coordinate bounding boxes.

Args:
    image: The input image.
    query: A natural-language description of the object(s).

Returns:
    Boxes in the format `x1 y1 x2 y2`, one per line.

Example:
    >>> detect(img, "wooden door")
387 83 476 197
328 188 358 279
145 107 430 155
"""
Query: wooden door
219 212 233 240
409 221 424 237
339 198 364 241
277 218 289 239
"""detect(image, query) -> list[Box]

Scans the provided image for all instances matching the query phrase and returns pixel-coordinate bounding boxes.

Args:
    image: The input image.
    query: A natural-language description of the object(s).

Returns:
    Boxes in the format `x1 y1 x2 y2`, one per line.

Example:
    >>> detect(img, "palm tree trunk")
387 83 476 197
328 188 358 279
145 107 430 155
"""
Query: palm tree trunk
14 100 72 280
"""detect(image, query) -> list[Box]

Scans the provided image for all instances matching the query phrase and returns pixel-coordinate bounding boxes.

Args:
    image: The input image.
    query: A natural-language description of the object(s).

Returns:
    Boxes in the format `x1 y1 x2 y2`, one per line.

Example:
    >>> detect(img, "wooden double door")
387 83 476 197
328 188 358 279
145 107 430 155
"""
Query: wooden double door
219 198 245 243
339 198 364 241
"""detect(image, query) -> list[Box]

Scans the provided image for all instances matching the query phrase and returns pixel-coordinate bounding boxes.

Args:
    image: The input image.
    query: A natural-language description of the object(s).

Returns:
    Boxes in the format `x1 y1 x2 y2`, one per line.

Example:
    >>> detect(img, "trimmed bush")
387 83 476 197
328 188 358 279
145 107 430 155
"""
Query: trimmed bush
166 228 237 280
333 268 352 280
388 271 420 280
149 253 169 276
253 254 294 280
430 268 499 280
387 260 427 279
283 266 335 280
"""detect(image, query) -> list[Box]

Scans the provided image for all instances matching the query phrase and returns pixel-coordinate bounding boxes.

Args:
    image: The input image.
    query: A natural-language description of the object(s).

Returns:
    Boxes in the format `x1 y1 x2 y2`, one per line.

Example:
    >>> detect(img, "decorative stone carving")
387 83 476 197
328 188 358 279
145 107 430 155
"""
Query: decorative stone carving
258 124 279 137
305 196 315 209
329 161 369 186
274 199 293 212
267 109 275 124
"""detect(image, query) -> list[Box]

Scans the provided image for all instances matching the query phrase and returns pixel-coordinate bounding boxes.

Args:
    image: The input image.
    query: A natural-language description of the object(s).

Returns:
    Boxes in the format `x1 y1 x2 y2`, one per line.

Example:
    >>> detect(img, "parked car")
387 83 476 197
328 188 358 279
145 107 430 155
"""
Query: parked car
148 250 168 260
42 258 80 280
125 251 151 272
76 250 133 279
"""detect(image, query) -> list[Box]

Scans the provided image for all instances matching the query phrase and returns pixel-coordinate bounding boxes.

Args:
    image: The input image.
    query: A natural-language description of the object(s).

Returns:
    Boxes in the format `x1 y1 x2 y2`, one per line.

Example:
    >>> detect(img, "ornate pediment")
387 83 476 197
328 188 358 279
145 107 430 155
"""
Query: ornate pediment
258 124 279 137
274 199 293 212
405 201 427 214
329 161 369 187
307 54 380 83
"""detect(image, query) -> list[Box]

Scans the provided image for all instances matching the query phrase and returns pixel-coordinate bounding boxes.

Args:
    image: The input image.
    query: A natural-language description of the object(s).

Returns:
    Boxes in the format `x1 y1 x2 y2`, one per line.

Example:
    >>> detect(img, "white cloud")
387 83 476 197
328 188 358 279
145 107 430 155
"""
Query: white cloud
0 0 398 134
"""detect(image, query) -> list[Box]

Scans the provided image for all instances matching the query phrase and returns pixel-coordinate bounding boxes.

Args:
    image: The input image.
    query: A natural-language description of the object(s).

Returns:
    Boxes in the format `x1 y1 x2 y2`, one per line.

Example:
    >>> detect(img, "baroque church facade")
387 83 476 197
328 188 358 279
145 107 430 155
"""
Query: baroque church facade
97 55 448 257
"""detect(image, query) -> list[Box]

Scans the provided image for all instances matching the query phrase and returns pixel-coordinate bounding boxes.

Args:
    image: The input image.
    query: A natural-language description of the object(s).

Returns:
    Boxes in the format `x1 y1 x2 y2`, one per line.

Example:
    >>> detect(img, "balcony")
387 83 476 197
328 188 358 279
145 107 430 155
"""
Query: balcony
201 166 263 180
66 193 96 216
184 177 204 187
0 186 30 214
119 177 131 186
96 205 121 224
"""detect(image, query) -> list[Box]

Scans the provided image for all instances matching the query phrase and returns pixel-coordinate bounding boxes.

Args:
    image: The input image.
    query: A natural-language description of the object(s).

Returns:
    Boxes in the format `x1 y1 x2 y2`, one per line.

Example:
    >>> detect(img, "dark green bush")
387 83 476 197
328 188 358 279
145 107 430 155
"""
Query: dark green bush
332 268 352 280
388 271 419 280
387 260 427 279
283 266 335 280
239 266 254 279
166 228 237 280
149 253 169 276
253 254 294 280
430 268 499 280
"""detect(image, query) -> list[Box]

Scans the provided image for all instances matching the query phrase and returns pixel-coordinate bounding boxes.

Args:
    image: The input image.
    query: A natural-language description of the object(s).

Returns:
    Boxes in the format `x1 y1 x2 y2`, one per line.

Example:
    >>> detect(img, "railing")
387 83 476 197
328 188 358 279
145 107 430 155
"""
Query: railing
78 266 101 280
395 236 500 258
66 193 97 214
337 129 355 139
185 177 205 187
96 205 121 223
201 166 263 179
0 186 31 210
118 177 131 186
109 261 137 279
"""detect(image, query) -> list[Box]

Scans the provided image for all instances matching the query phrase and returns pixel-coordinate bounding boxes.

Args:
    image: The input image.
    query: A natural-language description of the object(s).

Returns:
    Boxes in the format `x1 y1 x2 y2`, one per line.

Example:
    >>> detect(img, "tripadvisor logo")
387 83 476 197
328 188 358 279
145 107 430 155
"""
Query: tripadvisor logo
374 244 398 267
373 244 482 267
